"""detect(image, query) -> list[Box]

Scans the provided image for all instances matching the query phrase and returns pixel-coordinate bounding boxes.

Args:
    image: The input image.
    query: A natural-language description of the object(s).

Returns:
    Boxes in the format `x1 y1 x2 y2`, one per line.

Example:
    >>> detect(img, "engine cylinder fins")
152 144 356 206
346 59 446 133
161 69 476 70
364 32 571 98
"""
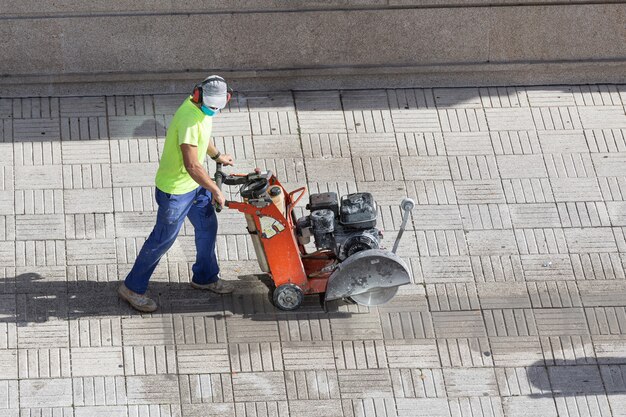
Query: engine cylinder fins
324 249 411 306
273 283 304 311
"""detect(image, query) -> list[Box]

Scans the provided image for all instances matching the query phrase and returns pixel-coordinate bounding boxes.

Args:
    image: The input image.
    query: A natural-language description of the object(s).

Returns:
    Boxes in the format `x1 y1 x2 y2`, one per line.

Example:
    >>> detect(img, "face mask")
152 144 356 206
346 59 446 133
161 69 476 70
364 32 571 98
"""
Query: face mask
201 105 220 117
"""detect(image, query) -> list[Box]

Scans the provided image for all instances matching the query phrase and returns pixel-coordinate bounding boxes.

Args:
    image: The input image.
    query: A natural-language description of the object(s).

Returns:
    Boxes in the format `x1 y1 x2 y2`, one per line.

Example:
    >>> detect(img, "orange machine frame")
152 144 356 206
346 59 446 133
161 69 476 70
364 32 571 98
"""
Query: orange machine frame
226 174 335 295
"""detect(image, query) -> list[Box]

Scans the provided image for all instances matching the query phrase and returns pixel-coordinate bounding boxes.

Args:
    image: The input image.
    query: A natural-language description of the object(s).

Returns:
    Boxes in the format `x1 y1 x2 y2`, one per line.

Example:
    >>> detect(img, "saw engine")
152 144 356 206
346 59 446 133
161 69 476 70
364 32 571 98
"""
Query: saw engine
296 192 383 260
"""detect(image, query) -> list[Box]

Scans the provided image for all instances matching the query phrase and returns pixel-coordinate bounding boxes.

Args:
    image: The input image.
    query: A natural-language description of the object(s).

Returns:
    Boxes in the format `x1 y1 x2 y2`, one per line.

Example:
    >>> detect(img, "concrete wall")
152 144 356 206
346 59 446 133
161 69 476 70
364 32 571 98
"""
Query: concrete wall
1 1 625 95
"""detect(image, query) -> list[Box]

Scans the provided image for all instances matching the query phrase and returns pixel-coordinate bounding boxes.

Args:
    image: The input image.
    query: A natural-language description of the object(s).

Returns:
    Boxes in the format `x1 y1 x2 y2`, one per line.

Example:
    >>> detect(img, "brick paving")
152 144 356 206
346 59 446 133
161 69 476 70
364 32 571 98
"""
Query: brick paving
0 85 626 416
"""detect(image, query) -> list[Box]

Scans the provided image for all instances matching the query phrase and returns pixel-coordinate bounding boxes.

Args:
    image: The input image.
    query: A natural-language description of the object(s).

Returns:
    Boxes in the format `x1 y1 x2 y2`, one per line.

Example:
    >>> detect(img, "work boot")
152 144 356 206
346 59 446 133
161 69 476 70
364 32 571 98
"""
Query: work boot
191 277 235 294
118 283 158 313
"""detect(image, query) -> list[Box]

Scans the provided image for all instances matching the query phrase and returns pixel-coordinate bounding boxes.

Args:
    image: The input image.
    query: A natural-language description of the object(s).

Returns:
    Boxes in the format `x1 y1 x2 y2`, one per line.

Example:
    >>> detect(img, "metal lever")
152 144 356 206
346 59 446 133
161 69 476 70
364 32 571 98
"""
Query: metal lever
214 163 224 213
392 198 415 254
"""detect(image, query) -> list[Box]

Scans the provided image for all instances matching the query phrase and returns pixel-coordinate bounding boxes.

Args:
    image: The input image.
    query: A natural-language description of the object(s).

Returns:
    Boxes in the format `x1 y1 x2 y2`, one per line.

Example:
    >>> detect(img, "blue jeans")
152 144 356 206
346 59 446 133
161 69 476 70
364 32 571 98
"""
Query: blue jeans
124 186 220 294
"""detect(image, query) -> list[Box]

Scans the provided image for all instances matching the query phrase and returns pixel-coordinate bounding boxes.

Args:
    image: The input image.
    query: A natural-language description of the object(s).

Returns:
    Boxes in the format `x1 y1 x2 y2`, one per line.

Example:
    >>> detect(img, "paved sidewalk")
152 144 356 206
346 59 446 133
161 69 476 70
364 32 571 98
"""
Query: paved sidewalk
1 85 626 416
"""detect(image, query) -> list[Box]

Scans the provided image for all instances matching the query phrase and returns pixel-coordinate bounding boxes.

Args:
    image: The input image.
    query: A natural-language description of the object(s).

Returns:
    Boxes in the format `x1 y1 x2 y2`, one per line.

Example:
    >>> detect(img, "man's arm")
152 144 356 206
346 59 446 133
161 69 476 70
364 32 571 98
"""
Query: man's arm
181 144 225 206
207 140 235 166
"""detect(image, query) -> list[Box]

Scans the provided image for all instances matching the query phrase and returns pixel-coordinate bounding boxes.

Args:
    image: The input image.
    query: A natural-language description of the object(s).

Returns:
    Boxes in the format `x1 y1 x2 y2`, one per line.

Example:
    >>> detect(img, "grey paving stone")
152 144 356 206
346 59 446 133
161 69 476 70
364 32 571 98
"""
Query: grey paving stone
74 406 128 417
253 135 302 159
578 106 626 129
0 350 17 380
385 340 439 368
432 312 487 338
526 87 576 107
545 153 595 178
304 158 354 183
540 335 596 365
20 378 73 407
525 257 572 287
66 213 115 240
592 153 626 176
444 368 498 397
502 178 554 203
586 307 626 335
176 344 230 374
284 370 340 400
483 308 538 336
532 106 582 131
401 156 451 181
337 369 393 399
557 201 612 227
391 109 440 133
395 398 451 417
179 373 233 404
586 128 626 153
18 348 71 378
301 133 350 158
478 283 531 309
379 309 435 340
459 204 511 230
427 283 479 311
448 397 505 417
110 138 161 164
551 178 602 202
491 131 541 155
14 142 62 166
108 116 158 140
123 346 177 375
527 281 582 308
538 130 588 153
122 317 176 346
225 317 279 343
466 230 518 256
66 239 116 265
439 109 488 133
342 398 397 417
276 313 332 342
61 116 109 141
578 281 626 307
453 180 505 205
413 205 462 230
113 187 157 212
60 96 106 117
593 335 626 364
111 162 159 187
391 369 446 399
14 240 66 267
489 336 543 366
297 111 347 134
182 403 235 417
484 108 535 131
396 132 445 156
18 322 69 348
229 342 282 372
126 375 180 405
420 256 473 283
496 155 547 179
407 180 456 205
496 367 551 397
72 376 127 406
515 228 568 255
14 189 65 214
353 156 403 183
333 340 387 370
69 318 123 347
508 204 560 228
416 230 468 256
281 341 335 371
15 214 64 240
533 308 589 336
250 111 298 135
173 315 227 345
13 118 61 142
330 312 383 341
548 364 604 395
232 371 286 402
0 215 15 241
64 189 114 214
348 133 398 156
15 165 63 190
0 241 15 267
0 380 18 410
554 395 612 417
449 155 499 180
443 132 492 156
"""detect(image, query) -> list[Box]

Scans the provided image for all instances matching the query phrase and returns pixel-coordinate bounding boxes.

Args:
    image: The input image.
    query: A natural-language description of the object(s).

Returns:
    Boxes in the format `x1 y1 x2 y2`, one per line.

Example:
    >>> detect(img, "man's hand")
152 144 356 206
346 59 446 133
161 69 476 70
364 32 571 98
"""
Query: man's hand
216 153 235 166
212 188 226 208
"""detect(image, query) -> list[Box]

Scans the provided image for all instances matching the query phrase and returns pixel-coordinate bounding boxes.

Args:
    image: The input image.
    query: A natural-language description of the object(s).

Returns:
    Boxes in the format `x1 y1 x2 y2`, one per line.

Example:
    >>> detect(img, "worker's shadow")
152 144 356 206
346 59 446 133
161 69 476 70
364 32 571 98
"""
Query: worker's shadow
526 358 626 397
0 272 355 325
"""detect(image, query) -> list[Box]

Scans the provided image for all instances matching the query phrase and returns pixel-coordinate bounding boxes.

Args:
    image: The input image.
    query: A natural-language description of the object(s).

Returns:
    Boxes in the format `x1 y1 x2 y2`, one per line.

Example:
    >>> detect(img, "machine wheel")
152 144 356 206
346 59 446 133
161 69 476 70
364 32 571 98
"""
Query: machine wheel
273 284 304 311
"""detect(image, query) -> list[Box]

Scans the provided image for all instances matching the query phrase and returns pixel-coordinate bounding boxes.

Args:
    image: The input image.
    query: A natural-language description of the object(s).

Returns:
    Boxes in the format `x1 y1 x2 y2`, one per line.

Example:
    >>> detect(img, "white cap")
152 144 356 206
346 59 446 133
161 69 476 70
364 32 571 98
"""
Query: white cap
201 75 228 109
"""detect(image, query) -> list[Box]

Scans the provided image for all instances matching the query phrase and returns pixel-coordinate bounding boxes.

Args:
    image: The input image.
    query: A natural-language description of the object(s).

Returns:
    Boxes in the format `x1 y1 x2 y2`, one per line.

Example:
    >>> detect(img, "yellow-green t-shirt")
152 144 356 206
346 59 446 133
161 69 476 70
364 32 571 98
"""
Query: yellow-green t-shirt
155 97 213 194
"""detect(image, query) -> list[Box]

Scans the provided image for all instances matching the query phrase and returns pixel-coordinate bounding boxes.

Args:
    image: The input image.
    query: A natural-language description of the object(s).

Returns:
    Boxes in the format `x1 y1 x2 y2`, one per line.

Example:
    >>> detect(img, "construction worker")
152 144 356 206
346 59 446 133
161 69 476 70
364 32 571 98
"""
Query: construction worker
118 75 235 313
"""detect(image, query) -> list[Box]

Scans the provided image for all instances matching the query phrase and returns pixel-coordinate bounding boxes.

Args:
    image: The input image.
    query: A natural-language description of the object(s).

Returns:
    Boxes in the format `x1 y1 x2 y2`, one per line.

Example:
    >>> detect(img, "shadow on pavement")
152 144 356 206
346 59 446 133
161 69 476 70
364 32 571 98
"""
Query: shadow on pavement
528 359 626 397
0 272 359 325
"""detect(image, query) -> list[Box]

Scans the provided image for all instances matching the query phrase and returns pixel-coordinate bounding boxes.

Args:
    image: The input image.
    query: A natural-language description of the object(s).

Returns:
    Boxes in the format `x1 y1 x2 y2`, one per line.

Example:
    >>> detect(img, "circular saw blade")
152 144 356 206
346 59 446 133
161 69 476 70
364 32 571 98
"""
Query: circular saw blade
349 286 399 306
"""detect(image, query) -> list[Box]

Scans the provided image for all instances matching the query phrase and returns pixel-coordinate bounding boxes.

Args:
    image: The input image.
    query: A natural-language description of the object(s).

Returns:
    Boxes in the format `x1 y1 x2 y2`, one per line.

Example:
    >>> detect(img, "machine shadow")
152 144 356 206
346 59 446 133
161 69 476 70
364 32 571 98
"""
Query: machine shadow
0 272 357 326
527 358 626 397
